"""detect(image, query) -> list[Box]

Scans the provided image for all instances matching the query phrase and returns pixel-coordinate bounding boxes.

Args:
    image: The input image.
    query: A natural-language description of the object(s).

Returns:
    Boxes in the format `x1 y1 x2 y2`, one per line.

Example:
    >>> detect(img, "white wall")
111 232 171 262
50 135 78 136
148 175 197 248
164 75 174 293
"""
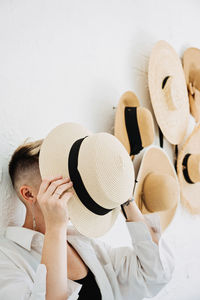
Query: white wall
0 0 200 299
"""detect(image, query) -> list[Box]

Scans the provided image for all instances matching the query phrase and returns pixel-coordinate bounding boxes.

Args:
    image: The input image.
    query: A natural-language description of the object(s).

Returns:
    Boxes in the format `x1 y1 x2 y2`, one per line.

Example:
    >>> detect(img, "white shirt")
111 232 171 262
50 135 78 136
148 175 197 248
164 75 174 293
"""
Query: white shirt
0 216 174 300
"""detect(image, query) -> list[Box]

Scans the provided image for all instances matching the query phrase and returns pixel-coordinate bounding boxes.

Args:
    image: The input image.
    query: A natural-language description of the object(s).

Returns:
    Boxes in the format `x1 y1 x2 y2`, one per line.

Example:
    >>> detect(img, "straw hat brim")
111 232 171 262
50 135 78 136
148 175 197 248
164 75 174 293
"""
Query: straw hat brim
68 199 120 237
134 146 179 232
114 91 139 158
177 124 200 214
39 122 121 237
148 40 190 145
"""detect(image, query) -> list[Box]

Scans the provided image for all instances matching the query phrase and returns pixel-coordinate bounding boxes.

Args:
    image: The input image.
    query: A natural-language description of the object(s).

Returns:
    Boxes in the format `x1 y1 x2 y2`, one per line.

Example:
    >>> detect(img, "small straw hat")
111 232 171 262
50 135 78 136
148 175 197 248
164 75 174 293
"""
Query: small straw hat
177 123 200 214
39 122 135 237
183 47 200 122
134 146 179 232
114 91 154 159
148 40 190 145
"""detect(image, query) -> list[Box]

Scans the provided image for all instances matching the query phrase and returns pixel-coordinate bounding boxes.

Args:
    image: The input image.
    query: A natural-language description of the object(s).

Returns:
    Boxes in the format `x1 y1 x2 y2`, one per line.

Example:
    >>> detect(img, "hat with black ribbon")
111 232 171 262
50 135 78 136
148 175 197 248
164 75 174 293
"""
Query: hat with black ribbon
39 122 135 237
114 91 155 159
177 123 200 214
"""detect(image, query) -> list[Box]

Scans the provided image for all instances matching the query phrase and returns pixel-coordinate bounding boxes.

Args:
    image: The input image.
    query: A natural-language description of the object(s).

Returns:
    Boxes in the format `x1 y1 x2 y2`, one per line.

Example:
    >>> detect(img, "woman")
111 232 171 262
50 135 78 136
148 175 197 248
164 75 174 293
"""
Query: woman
0 140 174 300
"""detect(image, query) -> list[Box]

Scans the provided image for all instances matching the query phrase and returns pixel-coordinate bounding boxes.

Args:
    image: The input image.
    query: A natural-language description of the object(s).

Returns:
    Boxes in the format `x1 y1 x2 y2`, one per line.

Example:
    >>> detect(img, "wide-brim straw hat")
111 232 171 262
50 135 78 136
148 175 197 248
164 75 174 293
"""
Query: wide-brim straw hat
39 122 135 237
183 47 200 122
134 146 179 232
177 124 200 214
114 91 155 159
148 40 190 145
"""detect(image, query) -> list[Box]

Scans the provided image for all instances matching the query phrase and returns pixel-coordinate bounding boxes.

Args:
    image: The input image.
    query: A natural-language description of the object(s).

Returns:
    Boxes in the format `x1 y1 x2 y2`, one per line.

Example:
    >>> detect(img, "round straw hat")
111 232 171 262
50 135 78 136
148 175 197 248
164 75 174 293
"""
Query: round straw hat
177 124 200 214
114 91 155 159
134 146 179 232
39 122 135 237
183 47 200 122
148 40 190 145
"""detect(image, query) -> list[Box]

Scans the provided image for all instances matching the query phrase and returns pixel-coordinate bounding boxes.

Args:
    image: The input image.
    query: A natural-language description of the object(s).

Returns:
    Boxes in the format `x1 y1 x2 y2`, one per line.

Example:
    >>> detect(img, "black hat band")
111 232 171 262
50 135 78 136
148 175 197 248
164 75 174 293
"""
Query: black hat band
68 136 113 215
125 106 143 155
182 153 194 184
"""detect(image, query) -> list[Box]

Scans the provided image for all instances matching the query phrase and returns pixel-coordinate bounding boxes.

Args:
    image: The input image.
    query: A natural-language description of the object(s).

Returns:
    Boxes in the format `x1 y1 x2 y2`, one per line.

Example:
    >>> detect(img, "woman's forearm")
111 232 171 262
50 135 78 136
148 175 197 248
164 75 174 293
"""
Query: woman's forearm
41 225 68 300
122 200 159 244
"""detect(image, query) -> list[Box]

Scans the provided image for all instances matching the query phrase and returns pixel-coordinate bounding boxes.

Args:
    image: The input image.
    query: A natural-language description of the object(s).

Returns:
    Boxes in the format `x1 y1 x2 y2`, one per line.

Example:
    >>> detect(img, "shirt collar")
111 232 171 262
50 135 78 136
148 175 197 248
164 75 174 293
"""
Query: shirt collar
5 226 44 251
4 224 83 252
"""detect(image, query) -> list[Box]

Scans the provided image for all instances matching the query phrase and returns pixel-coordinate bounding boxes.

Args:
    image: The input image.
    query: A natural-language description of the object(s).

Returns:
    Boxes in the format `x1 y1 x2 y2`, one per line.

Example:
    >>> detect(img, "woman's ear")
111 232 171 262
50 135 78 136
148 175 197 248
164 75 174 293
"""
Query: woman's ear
19 185 36 204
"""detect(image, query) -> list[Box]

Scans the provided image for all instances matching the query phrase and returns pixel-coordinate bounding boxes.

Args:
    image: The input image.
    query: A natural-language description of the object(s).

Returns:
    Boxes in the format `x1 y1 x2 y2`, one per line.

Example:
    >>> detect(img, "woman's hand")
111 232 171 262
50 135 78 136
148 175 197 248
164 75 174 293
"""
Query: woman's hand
38 176 73 300
37 176 73 230
121 199 159 244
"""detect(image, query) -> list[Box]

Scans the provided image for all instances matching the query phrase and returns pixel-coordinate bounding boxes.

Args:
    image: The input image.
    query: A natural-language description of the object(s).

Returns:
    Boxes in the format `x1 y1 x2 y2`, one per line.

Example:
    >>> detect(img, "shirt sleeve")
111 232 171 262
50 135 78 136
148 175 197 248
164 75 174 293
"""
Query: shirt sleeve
0 261 46 300
104 215 174 299
0 260 82 300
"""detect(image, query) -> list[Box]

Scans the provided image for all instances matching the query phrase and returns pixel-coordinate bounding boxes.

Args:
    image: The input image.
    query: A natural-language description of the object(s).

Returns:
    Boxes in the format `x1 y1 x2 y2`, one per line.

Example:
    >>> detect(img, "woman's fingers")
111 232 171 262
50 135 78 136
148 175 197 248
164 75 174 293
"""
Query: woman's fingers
38 176 63 196
44 177 71 198
53 181 73 199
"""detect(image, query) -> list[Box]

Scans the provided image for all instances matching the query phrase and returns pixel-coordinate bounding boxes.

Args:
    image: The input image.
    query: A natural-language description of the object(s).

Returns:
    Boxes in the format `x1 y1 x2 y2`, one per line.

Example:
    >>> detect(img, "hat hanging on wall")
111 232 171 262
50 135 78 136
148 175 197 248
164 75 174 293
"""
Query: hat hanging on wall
148 40 190 145
39 122 135 238
183 47 200 122
134 146 179 232
114 91 155 159
177 123 200 214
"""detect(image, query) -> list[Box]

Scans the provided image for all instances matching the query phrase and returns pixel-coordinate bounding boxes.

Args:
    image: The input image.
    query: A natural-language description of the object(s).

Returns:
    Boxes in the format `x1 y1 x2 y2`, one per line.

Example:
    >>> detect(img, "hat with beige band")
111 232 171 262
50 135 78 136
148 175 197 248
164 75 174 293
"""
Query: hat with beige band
177 123 200 214
148 40 190 145
183 47 200 122
134 146 179 232
39 122 135 237
114 91 155 159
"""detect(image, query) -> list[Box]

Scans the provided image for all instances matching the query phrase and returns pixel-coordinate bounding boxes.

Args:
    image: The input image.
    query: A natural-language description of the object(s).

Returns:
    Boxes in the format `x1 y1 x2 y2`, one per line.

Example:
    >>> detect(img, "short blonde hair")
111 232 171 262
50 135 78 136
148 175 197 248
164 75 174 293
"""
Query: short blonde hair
9 139 43 189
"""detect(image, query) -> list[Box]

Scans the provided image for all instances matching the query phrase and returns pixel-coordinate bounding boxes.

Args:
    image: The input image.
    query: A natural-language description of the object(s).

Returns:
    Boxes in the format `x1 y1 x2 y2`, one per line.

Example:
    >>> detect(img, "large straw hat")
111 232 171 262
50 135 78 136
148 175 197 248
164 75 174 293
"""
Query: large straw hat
183 47 200 122
39 122 135 237
114 91 154 159
148 40 190 145
177 124 200 214
134 146 179 231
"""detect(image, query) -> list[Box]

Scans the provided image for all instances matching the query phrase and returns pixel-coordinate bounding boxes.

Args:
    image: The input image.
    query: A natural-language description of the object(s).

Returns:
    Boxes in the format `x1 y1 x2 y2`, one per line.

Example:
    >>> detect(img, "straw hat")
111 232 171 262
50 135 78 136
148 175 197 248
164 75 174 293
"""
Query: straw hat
39 122 135 237
148 40 190 145
183 47 200 122
177 124 200 214
134 146 179 231
114 91 155 159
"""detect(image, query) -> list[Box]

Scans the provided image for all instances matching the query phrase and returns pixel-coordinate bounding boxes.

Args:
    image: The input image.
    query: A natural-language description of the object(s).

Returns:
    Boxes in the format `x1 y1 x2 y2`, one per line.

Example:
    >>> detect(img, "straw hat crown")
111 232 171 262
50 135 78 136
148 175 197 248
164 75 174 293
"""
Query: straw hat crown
142 172 178 213
186 154 200 183
183 47 200 122
76 131 135 207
